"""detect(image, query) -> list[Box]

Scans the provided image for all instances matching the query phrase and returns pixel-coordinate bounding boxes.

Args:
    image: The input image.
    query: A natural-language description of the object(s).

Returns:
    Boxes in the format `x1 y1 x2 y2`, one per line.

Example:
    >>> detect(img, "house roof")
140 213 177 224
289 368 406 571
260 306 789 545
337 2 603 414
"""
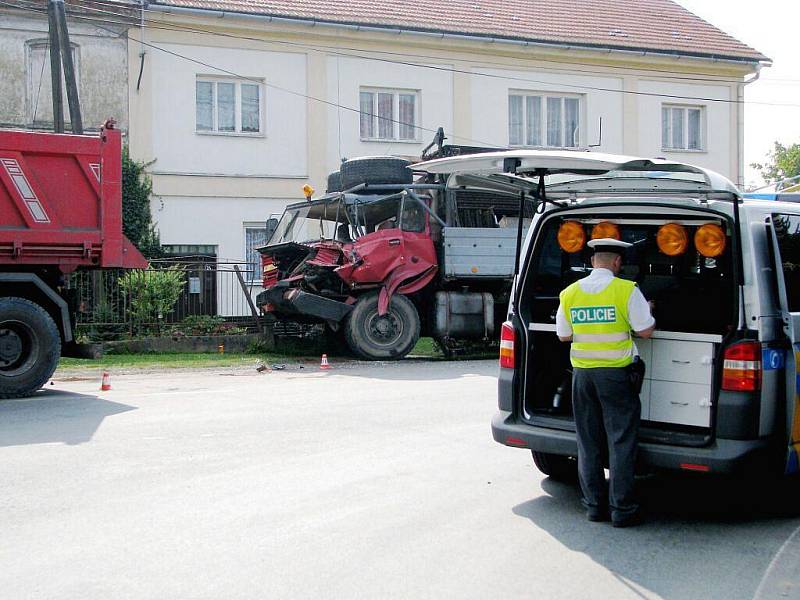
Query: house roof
151 0 769 63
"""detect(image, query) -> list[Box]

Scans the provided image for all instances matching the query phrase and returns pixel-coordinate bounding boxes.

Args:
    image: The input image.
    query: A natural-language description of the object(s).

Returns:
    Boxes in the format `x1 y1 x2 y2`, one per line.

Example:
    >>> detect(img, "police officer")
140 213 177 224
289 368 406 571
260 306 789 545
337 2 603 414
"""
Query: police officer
556 238 655 527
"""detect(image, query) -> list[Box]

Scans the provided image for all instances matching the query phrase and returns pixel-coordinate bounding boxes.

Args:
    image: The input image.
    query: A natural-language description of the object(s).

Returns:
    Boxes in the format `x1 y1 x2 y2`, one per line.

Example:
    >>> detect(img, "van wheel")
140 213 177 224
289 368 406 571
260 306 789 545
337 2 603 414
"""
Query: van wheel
0 297 61 399
345 292 420 360
531 451 578 481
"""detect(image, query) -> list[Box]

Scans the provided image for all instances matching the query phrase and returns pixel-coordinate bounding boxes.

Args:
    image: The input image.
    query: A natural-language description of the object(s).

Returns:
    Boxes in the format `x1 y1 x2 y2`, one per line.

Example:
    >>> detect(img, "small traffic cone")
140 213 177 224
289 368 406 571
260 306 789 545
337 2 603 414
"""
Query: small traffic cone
319 354 332 370
100 371 111 391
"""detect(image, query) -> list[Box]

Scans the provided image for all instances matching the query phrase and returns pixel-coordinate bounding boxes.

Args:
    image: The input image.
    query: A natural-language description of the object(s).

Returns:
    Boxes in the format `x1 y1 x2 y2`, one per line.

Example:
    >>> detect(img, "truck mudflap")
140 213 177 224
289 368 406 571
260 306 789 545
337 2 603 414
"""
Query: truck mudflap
256 285 353 323
491 411 771 474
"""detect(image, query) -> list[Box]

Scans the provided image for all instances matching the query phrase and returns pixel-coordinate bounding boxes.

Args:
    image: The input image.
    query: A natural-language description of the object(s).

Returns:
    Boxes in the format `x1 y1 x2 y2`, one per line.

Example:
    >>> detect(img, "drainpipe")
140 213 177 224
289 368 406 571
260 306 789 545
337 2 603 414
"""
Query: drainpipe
738 67 761 189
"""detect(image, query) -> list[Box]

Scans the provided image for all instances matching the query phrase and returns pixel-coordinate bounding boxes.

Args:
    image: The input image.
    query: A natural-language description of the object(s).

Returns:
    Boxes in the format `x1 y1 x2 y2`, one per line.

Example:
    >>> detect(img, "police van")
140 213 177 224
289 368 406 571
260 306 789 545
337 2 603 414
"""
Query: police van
416 151 800 479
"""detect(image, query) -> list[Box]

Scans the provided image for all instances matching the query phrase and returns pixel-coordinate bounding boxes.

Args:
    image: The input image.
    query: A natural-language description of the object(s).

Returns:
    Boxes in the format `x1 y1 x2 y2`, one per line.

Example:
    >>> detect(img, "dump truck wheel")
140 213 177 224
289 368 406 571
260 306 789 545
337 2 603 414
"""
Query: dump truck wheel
326 171 342 193
531 451 578 482
345 292 420 360
0 297 61 399
340 156 412 191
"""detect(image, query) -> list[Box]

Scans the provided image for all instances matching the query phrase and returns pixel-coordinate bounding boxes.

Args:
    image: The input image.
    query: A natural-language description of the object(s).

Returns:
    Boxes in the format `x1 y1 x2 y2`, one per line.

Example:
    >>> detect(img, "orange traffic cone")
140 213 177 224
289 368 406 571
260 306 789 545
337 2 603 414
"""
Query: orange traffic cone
100 371 111 391
320 354 332 370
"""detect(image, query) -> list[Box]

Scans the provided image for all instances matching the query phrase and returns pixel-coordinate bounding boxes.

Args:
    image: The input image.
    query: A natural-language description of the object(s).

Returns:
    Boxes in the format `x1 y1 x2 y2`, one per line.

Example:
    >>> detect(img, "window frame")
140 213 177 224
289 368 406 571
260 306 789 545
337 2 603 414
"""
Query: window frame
661 104 706 153
244 223 269 284
195 76 265 137
359 87 421 143
508 91 582 149
26 39 80 127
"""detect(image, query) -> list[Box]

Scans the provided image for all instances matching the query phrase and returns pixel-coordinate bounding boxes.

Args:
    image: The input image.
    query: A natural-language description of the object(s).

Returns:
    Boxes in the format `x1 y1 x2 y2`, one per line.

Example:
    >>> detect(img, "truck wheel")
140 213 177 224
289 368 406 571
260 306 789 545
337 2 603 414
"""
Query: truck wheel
531 451 578 482
0 297 61 399
326 171 342 193
340 156 412 191
345 292 420 360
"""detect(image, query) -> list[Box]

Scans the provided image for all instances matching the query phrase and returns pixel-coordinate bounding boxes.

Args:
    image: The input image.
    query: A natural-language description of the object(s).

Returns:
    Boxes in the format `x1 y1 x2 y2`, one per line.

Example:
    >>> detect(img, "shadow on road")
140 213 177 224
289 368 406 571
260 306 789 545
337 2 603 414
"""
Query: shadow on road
0 389 136 447
513 473 800 600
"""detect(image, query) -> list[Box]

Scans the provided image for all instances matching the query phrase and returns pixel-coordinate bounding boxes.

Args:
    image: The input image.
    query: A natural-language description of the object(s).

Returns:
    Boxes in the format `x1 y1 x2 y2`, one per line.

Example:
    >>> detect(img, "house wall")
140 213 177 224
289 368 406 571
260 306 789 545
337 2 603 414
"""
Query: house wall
128 14 758 316
0 12 128 131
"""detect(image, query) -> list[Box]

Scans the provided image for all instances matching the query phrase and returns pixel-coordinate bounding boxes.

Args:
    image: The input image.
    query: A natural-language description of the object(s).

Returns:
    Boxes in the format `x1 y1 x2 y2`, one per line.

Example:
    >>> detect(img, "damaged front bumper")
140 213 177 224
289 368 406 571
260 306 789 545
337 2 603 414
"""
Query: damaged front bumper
256 284 353 323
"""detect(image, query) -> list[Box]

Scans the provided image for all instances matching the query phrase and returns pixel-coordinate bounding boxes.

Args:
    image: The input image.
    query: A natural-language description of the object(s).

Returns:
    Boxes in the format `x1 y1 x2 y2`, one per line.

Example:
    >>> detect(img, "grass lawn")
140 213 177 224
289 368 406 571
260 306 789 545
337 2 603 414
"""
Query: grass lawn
57 338 444 371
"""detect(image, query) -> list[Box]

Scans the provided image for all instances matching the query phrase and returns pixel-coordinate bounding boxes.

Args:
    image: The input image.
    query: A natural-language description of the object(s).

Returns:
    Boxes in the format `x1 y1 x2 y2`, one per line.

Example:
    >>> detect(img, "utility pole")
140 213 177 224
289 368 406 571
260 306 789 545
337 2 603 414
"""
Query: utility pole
46 0 64 133
50 0 83 134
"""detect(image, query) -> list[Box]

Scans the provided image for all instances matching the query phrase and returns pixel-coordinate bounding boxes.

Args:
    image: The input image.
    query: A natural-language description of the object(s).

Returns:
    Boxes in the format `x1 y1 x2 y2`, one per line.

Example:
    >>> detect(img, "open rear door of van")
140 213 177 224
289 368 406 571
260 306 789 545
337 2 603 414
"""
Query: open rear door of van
768 212 800 474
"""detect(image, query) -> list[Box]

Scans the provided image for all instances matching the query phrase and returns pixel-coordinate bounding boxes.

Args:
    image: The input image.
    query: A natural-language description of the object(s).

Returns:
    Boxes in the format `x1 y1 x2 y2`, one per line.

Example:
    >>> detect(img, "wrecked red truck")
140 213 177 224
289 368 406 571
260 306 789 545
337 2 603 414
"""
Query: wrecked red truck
256 143 530 360
0 124 147 397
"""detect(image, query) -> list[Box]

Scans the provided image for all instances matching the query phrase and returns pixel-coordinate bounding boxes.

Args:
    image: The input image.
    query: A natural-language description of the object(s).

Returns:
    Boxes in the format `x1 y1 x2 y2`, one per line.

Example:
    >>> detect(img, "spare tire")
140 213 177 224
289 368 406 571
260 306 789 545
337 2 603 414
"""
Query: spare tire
326 171 342 193
340 156 412 191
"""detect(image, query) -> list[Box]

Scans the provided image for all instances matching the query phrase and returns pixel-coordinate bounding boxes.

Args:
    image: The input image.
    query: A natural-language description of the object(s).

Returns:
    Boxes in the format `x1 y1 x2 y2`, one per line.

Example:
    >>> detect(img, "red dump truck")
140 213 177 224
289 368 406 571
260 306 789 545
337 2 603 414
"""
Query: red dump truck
0 124 147 398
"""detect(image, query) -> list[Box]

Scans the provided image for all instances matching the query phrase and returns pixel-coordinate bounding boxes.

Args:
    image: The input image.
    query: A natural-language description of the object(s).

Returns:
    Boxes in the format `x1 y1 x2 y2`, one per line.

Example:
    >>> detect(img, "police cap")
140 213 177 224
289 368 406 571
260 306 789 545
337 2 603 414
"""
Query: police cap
587 238 632 256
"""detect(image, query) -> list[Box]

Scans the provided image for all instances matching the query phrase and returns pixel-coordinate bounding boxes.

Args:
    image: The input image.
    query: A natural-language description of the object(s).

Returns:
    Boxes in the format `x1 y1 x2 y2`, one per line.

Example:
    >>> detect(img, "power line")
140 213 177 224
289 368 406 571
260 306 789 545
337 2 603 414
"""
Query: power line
23 0 800 108
69 0 784 85
6 0 800 117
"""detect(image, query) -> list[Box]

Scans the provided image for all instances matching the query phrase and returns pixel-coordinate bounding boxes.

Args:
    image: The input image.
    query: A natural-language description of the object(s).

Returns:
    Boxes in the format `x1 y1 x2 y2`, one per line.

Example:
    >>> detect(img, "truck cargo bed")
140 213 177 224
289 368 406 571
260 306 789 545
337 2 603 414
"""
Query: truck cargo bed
0 127 147 271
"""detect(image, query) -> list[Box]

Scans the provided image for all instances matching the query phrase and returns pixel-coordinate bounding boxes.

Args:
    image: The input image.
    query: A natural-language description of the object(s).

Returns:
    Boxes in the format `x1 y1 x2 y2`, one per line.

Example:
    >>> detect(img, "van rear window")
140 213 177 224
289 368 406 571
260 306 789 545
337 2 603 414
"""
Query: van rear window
525 216 735 335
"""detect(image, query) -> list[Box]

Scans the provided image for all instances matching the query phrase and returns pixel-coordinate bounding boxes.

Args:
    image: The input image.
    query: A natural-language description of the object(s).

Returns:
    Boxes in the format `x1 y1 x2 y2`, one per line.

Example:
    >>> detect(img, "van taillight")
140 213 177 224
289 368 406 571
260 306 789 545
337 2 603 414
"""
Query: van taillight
500 321 516 369
722 341 762 392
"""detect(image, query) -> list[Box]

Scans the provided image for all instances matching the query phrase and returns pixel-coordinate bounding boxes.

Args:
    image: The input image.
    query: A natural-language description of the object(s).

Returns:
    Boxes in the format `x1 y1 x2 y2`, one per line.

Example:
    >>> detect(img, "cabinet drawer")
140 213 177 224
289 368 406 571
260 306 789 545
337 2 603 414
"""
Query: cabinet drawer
639 378 651 420
650 381 712 427
651 340 714 385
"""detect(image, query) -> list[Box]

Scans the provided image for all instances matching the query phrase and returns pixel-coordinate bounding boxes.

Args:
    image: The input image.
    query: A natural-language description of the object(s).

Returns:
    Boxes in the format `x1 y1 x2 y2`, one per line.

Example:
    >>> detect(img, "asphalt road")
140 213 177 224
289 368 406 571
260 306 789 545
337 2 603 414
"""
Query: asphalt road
1 359 799 600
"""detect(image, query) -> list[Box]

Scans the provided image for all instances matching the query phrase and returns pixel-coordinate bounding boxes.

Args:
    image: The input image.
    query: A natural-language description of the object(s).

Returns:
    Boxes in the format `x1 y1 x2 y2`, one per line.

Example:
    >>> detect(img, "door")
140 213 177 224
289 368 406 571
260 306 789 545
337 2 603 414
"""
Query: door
769 212 800 473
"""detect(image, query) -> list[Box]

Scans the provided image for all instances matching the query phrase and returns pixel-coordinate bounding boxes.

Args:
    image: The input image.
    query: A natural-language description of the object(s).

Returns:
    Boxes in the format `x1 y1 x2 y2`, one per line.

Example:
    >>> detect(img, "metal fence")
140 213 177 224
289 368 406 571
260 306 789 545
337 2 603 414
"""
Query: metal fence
67 258 264 337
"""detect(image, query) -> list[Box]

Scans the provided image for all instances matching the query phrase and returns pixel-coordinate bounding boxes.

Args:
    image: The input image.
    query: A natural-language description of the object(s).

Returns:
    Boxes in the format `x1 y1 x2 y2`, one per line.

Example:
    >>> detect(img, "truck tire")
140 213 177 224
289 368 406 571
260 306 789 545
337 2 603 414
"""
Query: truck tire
326 171 342 193
0 297 61 399
340 156 412 192
344 292 420 360
531 451 578 482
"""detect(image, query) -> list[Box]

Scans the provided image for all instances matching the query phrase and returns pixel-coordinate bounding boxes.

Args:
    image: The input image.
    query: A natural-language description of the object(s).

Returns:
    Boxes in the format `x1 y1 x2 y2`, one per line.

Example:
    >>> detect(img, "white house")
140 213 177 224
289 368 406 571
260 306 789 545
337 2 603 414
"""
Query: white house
125 0 768 316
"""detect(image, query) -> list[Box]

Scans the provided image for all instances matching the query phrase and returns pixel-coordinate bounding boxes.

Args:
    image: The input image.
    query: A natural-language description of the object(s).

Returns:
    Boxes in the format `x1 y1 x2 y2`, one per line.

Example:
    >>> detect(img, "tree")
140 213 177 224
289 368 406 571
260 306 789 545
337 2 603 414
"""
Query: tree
752 142 800 184
122 146 163 258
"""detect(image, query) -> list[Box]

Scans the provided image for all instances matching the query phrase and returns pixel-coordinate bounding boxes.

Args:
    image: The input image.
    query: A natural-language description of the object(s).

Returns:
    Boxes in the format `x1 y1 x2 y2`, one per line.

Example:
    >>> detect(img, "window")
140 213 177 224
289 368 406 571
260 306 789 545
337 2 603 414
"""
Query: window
400 197 426 233
509 93 580 148
662 105 704 151
245 225 269 282
196 78 263 134
359 88 419 141
26 40 80 126
772 213 800 312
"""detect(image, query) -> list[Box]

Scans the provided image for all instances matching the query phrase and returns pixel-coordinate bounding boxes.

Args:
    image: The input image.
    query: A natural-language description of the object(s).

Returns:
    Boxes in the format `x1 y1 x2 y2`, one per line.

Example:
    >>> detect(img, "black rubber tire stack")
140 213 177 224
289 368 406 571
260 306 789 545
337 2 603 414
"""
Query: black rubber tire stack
339 156 412 192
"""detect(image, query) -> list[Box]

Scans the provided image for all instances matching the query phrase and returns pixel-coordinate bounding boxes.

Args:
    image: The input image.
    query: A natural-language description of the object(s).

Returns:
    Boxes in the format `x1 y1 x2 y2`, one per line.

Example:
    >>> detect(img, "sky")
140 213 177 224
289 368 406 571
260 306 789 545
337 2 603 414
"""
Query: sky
674 0 800 188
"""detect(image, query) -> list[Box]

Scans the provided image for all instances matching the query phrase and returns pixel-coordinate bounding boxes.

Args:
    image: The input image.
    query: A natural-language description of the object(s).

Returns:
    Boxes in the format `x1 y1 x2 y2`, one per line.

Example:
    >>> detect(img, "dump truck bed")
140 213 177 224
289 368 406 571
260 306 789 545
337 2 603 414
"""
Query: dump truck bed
0 127 147 271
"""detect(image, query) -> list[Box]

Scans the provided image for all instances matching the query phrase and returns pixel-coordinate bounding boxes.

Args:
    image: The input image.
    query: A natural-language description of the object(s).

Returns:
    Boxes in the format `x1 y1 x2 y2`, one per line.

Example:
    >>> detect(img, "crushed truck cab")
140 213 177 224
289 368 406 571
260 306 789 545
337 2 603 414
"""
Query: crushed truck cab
256 137 534 360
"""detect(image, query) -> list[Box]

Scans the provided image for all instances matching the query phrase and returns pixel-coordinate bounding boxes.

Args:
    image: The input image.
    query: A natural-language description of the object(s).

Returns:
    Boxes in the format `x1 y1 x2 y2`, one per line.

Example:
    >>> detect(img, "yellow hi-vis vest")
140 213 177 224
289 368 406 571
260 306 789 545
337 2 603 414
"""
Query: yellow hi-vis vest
560 277 636 369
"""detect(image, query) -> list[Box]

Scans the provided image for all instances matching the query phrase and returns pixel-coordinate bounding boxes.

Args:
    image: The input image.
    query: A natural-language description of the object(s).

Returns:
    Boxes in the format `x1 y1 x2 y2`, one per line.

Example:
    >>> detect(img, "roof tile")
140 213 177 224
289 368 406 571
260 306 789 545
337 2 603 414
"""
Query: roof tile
153 0 768 63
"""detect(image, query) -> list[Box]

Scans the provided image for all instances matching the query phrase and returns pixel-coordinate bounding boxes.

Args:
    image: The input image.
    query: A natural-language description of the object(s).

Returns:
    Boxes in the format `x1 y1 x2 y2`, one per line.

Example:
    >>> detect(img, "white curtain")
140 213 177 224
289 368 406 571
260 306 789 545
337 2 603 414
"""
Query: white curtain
359 91 374 138
241 84 260 133
508 95 523 145
196 81 214 131
525 95 542 146
399 94 416 140
217 82 235 132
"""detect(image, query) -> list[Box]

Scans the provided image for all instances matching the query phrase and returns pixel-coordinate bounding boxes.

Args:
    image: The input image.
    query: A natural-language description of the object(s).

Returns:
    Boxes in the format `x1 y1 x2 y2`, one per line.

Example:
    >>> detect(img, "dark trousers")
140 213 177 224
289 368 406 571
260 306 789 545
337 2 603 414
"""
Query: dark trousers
571 367 640 519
